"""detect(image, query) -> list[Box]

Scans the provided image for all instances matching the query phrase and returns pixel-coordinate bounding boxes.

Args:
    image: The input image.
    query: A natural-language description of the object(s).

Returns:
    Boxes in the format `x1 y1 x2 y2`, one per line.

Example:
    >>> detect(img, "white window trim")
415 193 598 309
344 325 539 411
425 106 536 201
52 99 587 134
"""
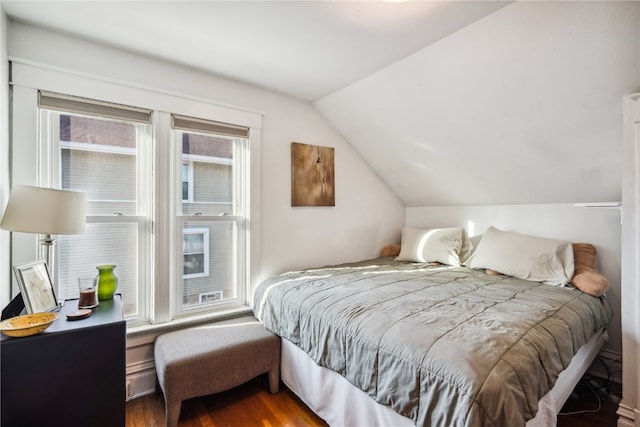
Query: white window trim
10 62 262 330
11 62 263 128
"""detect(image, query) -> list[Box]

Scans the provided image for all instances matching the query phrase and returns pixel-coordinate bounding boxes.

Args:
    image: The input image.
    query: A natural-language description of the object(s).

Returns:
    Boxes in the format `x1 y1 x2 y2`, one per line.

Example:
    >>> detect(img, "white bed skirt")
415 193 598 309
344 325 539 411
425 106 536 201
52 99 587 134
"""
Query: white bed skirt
280 328 608 427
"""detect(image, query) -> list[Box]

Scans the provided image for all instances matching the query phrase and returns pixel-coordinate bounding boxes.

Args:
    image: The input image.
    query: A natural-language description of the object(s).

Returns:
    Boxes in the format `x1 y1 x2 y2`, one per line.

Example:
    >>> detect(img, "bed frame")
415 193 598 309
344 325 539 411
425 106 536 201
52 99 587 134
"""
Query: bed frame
265 205 619 426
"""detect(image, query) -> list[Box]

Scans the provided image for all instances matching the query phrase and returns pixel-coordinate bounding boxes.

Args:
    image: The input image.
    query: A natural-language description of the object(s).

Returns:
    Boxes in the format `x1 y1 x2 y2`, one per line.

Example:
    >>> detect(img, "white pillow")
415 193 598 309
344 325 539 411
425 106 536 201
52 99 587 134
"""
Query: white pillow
465 226 575 286
396 227 471 267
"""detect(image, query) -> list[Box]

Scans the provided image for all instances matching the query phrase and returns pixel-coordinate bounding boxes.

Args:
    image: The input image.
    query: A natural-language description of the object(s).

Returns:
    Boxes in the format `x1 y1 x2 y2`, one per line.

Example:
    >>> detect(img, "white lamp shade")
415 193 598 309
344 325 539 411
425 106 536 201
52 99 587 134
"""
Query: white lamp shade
1 185 86 235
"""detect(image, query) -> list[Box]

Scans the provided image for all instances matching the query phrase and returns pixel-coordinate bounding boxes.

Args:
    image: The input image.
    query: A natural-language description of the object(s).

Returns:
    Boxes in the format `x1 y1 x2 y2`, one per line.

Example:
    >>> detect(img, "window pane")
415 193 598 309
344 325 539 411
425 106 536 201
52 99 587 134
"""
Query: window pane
182 221 236 308
180 131 234 216
58 223 139 318
60 114 138 215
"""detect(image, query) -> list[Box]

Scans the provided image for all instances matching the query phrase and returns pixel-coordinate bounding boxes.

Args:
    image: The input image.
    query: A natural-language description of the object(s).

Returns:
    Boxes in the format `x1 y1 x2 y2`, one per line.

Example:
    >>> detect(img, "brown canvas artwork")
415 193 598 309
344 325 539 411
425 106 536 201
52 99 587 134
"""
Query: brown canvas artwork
291 142 335 206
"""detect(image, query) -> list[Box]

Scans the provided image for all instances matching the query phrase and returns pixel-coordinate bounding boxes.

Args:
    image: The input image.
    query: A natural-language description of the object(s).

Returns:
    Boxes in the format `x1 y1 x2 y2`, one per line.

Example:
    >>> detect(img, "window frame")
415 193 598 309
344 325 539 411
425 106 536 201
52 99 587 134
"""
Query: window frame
9 62 262 330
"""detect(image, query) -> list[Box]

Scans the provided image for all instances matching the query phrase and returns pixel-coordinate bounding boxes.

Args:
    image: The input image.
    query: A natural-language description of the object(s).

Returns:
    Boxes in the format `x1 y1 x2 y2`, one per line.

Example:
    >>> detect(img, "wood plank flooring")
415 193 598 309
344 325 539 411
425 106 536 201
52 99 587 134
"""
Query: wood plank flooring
126 374 618 427
558 393 618 427
126 375 327 427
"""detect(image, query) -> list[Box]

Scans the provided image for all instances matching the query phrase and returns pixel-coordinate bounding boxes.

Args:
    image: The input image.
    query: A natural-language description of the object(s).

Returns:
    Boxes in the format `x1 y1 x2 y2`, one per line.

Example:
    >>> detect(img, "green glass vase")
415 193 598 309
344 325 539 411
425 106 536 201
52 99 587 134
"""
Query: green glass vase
96 264 118 301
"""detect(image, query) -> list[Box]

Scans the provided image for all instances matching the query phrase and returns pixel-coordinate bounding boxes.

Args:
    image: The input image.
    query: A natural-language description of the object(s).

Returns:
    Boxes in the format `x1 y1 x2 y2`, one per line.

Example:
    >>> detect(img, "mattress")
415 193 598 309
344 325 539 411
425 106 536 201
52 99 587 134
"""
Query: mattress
253 257 613 426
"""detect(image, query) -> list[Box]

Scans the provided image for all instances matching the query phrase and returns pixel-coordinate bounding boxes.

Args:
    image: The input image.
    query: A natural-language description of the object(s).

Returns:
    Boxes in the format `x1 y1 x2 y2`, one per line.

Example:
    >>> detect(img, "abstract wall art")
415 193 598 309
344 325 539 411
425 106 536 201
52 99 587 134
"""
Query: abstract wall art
291 142 335 207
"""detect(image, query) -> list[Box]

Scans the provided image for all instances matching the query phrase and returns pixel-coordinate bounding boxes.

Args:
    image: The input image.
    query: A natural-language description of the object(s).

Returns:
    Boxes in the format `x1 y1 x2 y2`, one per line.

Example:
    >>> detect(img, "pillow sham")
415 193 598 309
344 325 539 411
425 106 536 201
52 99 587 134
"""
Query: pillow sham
571 243 610 296
465 226 574 286
396 227 470 267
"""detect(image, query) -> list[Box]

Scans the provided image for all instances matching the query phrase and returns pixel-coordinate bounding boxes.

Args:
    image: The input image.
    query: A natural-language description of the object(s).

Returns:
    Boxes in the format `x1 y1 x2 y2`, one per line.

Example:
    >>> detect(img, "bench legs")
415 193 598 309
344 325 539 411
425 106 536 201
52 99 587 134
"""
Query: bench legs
268 361 280 394
165 397 182 427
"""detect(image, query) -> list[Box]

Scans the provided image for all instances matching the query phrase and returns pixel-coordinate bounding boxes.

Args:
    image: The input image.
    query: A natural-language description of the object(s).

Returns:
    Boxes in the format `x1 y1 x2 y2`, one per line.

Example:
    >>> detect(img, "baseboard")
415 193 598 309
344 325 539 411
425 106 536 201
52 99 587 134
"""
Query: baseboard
615 402 637 427
126 359 157 401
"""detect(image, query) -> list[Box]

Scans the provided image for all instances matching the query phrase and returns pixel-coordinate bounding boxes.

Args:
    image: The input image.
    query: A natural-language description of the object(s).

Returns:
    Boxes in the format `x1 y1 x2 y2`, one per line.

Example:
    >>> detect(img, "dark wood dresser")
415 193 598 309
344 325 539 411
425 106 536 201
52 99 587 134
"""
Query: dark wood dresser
1 294 126 427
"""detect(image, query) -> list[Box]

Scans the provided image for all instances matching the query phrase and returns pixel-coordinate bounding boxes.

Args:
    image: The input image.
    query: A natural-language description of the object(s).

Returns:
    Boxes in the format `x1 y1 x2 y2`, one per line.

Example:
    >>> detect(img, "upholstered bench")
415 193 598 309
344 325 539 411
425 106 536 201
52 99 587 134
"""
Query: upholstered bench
154 315 280 427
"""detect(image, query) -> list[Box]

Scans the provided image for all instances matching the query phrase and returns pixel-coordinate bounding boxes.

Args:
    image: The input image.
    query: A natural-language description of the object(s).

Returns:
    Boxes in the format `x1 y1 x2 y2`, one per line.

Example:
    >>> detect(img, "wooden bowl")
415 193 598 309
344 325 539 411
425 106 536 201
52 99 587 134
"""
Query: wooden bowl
0 312 58 337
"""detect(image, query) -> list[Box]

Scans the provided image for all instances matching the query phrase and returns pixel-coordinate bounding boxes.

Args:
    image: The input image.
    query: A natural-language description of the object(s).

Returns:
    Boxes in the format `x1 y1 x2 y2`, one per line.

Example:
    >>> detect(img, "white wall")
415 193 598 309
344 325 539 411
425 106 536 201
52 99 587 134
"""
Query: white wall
406 203 622 364
6 21 405 284
0 7 10 310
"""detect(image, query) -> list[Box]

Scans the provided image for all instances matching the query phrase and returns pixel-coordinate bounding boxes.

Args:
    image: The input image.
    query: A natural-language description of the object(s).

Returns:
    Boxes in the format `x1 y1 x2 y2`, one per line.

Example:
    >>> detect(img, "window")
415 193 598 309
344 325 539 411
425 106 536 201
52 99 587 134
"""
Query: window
173 115 248 315
30 90 253 325
39 93 152 320
10 64 261 329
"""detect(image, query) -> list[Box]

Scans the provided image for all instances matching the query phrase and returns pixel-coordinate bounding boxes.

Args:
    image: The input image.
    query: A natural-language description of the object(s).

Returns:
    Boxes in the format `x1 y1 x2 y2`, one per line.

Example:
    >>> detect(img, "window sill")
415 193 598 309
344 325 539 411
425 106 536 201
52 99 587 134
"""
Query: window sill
126 305 253 347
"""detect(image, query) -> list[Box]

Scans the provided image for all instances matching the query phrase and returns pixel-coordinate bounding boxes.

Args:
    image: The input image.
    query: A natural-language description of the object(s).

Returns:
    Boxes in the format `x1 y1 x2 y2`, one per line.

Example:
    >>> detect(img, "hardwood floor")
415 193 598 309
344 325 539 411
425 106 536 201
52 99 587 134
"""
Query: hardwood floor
558 394 618 427
126 374 618 427
126 375 327 427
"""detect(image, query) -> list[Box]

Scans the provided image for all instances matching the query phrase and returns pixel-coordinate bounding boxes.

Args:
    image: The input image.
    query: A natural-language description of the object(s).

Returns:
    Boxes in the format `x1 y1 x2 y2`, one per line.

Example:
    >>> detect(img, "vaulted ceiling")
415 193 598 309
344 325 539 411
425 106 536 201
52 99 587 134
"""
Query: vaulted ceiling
3 1 639 206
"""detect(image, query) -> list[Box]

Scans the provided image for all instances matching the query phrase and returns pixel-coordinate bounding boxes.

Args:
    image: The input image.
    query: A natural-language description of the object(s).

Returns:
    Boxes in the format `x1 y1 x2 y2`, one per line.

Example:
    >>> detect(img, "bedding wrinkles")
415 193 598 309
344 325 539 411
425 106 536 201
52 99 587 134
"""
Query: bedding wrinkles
253 257 613 427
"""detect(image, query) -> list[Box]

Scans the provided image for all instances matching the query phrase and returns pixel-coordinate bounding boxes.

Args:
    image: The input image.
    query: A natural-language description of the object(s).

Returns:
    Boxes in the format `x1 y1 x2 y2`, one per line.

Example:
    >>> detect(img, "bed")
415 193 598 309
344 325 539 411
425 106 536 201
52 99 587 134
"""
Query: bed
253 226 613 427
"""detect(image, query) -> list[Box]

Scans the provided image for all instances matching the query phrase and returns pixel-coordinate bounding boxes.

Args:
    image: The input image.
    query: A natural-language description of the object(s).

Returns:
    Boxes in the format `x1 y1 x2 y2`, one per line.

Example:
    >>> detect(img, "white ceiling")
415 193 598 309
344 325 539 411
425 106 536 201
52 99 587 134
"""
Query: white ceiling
3 1 638 207
2 0 508 101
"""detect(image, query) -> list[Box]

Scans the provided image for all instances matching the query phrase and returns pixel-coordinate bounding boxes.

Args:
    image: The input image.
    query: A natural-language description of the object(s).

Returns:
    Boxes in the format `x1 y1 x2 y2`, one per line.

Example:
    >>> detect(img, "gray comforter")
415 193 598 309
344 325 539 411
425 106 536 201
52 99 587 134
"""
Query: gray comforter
253 257 613 427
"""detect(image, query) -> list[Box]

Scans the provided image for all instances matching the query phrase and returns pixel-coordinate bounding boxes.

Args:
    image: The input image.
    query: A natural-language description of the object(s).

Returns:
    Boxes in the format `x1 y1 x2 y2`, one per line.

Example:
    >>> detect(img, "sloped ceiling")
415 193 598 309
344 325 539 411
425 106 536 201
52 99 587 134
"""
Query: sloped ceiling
3 1 640 207
316 1 640 206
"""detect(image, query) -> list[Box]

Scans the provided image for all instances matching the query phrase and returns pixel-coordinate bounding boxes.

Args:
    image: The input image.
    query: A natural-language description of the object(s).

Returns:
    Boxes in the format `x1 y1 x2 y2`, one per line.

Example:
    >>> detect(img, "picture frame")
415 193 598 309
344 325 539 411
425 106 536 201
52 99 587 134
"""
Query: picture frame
13 260 58 313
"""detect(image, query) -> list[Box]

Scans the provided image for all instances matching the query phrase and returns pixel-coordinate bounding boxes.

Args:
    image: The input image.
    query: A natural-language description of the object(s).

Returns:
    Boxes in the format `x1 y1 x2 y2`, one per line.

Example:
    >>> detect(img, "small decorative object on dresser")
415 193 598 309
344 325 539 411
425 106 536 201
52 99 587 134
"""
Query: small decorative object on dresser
0 312 58 337
77 277 99 309
13 260 58 313
96 264 118 301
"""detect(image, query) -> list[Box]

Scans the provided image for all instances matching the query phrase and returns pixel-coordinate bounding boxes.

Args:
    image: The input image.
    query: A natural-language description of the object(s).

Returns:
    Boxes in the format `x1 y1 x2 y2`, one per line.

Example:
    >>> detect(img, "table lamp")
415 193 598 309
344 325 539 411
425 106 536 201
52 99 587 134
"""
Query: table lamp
1 185 86 296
